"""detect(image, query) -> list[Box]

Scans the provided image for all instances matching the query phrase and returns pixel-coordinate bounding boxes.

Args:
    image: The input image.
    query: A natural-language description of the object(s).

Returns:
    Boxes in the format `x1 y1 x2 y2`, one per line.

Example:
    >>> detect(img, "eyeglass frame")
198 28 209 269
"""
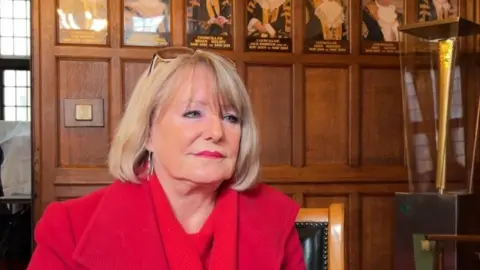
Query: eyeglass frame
146 46 236 76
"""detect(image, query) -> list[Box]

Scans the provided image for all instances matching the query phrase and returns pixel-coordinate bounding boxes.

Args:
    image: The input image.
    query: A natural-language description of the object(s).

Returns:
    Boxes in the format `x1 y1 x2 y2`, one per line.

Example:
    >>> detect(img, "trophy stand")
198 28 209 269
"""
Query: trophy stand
395 17 480 270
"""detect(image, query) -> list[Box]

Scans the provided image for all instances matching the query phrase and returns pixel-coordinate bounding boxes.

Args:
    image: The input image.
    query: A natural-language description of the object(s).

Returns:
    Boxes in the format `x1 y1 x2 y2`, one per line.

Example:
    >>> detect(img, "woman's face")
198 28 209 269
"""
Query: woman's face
147 64 241 186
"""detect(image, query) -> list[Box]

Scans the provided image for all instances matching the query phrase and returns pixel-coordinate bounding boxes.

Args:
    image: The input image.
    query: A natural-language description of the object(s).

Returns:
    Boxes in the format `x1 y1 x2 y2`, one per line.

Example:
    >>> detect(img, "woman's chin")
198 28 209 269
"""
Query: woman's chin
185 173 232 187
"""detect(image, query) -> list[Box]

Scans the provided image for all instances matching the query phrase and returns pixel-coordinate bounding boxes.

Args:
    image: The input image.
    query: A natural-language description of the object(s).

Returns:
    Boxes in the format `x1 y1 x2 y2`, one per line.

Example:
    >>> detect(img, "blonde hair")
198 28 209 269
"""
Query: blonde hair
108 50 260 191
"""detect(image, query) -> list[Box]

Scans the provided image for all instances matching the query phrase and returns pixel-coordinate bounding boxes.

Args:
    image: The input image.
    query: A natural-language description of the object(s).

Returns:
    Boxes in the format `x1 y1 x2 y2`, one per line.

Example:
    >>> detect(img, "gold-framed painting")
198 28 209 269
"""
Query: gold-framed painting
57 0 108 45
186 0 233 50
123 0 171 47
304 0 349 54
361 0 404 54
245 0 292 52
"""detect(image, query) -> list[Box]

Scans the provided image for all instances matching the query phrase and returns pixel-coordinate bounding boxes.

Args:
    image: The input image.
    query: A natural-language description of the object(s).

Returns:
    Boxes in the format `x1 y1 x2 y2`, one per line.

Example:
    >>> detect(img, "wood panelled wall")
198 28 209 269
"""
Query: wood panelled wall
31 0 479 269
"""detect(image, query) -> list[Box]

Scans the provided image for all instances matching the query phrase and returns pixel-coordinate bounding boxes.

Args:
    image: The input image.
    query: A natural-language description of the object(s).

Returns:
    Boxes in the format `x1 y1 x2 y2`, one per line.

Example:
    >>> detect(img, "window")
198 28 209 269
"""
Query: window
413 133 433 174
404 72 433 176
0 0 31 122
0 0 31 57
132 16 166 33
404 71 423 123
452 127 465 166
450 67 463 119
451 67 466 166
2 70 30 121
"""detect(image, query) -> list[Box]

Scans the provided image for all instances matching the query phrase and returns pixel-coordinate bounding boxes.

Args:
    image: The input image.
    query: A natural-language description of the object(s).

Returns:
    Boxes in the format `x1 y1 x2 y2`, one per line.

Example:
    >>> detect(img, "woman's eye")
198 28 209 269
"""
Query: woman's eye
224 114 239 124
183 110 201 118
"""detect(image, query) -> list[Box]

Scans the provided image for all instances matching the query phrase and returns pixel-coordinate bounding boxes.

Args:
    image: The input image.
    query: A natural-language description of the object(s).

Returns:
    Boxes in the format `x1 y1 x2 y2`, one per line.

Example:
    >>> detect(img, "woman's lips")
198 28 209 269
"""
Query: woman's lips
194 150 225 159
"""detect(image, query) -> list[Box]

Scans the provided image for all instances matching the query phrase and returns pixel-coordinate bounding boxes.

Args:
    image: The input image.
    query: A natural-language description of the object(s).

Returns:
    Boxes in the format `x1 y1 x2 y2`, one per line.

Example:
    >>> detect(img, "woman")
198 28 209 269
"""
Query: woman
27 47 305 270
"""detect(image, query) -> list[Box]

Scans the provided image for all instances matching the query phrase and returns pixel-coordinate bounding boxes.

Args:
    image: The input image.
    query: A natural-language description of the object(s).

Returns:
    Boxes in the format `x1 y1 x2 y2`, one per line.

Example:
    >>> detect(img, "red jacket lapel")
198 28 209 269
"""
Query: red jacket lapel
71 181 168 270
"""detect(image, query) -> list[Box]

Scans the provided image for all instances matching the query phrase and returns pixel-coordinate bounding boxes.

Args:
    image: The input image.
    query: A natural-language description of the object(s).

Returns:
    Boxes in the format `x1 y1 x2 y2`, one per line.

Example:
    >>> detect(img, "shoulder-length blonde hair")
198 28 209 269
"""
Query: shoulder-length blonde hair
108 48 260 191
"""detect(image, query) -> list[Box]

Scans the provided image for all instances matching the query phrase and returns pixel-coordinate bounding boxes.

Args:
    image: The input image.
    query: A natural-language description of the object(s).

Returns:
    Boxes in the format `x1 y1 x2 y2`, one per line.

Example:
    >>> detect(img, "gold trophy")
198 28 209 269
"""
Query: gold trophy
395 17 480 270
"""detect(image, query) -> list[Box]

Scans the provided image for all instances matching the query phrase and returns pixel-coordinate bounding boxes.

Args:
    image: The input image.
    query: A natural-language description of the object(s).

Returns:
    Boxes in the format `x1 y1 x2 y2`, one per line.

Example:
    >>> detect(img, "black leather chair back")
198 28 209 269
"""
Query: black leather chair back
296 221 328 270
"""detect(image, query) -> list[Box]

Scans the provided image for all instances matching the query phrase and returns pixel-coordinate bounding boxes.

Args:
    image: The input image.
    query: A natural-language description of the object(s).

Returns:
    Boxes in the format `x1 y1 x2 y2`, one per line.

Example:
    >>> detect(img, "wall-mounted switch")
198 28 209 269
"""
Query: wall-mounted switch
63 98 104 127
75 104 93 121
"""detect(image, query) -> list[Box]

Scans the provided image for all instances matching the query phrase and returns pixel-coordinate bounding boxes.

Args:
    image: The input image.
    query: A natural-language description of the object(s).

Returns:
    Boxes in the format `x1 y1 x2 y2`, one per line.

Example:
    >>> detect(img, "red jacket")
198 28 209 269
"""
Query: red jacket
27 180 305 270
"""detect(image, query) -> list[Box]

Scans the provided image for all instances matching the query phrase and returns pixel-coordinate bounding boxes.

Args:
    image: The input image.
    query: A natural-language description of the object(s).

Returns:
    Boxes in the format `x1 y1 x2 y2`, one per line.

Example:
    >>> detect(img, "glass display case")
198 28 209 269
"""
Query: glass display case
395 17 480 270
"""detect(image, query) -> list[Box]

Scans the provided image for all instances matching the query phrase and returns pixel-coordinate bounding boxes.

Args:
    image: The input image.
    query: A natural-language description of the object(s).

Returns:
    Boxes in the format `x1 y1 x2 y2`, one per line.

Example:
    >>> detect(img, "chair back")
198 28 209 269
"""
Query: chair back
296 203 345 270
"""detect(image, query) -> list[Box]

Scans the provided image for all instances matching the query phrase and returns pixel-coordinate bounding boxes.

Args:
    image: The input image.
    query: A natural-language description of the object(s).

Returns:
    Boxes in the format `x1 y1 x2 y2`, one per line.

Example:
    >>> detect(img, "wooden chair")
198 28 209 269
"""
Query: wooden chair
295 203 345 270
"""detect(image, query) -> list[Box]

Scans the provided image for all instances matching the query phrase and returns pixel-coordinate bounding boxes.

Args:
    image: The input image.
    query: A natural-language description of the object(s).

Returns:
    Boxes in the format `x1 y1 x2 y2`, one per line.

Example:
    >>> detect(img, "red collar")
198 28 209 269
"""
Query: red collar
71 181 168 270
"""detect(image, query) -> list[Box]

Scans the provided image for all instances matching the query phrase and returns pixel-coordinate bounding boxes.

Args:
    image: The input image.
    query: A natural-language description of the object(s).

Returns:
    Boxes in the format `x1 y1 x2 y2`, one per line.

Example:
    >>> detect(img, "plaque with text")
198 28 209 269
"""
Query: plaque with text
124 0 171 47
361 0 404 54
304 0 349 54
417 0 458 22
186 0 233 50
246 0 292 52
57 0 108 45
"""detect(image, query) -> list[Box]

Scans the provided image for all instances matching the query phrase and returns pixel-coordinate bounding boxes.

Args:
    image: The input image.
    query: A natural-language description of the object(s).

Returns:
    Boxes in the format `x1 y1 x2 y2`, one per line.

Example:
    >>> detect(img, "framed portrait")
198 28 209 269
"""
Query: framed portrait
245 0 292 52
186 0 233 50
361 0 404 54
413 0 459 53
57 0 108 45
417 0 458 22
123 0 171 47
304 0 349 54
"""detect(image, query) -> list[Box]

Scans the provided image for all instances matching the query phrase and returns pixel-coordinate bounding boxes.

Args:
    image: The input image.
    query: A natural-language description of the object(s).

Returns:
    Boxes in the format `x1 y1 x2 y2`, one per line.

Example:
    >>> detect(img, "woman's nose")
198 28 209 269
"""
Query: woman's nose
203 116 224 142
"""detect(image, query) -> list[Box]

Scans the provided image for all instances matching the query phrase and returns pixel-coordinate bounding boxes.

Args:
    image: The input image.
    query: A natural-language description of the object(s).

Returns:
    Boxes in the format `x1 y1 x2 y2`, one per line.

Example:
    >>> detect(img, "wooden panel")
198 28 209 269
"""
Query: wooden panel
304 194 349 209
247 65 292 166
361 69 404 165
305 67 348 165
361 195 395 270
55 184 106 201
123 61 150 106
57 59 110 167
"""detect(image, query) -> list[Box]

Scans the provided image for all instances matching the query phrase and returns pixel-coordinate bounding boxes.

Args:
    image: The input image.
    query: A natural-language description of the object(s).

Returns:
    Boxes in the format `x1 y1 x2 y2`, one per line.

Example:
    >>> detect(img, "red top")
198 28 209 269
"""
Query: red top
148 173 238 270
27 177 306 270
148 176 216 269
189 229 214 269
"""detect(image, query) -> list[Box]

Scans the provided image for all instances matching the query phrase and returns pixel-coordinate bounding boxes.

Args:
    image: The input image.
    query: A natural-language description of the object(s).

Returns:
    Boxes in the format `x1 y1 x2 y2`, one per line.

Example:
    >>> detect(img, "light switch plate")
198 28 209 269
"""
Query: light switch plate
63 99 104 127
75 104 93 121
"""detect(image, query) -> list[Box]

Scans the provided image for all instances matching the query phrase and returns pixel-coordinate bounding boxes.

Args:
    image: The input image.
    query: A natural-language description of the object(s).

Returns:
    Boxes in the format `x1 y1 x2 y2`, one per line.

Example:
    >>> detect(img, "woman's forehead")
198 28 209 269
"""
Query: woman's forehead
173 90 235 111
170 67 214 100
166 65 239 111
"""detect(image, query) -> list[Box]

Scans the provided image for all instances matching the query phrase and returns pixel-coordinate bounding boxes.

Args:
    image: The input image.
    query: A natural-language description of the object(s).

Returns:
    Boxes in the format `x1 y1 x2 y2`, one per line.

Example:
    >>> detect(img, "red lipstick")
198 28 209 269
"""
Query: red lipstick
194 150 225 158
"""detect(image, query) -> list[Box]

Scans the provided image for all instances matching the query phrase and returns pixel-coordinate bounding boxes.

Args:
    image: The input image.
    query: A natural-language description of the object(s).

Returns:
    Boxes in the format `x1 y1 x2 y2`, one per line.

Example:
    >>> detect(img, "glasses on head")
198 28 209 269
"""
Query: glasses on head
147 46 236 76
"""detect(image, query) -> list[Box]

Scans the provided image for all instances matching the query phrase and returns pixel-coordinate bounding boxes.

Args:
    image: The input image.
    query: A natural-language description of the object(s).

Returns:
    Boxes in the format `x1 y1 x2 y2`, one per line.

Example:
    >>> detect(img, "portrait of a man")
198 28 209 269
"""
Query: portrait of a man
187 0 232 36
362 0 403 42
418 0 455 22
246 0 291 39
305 0 347 41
